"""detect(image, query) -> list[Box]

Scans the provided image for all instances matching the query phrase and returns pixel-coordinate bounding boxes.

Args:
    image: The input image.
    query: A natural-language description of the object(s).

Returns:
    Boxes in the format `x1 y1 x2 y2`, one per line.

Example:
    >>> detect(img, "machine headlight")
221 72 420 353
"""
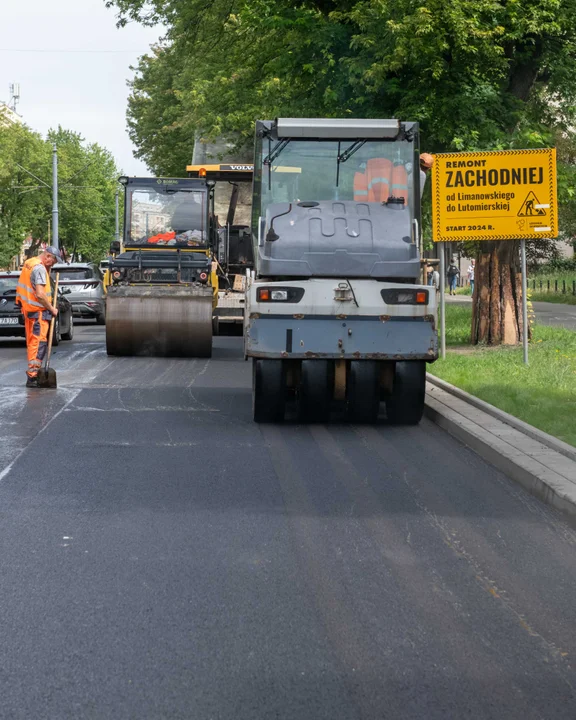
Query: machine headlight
381 289 429 305
257 287 304 303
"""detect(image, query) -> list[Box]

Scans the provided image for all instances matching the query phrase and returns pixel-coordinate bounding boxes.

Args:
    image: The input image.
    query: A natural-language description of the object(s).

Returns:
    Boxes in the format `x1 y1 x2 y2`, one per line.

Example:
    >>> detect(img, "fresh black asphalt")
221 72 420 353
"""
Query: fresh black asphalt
1 324 576 718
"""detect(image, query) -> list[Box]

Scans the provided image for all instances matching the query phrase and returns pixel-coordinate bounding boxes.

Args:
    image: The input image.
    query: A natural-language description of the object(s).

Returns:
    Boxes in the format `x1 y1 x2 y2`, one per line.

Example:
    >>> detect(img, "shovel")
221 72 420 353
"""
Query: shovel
37 274 59 389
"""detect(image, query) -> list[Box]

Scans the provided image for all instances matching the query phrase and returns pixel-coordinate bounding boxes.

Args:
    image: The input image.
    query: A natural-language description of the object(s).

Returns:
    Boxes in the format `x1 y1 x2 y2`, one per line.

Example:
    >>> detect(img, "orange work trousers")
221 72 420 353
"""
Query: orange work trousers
24 310 51 378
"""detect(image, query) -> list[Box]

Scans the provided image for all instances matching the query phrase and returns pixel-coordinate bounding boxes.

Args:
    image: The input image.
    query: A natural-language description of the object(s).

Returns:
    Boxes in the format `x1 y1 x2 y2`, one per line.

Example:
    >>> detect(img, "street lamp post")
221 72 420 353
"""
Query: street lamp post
52 144 59 249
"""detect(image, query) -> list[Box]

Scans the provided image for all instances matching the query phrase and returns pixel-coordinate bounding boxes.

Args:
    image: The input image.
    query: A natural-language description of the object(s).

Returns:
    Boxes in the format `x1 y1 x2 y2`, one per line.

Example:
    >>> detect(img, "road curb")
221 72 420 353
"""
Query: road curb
424 378 576 523
426 374 576 463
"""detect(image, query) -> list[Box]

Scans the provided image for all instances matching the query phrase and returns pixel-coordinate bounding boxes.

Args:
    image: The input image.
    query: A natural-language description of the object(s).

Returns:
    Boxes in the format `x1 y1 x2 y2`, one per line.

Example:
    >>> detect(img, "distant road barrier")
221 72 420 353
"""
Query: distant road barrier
530 278 576 296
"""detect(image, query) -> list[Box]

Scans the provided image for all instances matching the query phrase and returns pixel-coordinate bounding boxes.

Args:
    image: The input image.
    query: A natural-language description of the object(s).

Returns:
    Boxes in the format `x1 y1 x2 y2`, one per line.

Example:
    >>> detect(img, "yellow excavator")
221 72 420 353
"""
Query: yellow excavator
105 176 218 357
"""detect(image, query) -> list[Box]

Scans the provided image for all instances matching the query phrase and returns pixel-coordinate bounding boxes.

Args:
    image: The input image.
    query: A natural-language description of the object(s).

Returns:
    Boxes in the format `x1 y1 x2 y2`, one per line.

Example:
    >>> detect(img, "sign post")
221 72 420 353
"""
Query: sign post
439 243 446 359
431 148 558 363
520 239 529 365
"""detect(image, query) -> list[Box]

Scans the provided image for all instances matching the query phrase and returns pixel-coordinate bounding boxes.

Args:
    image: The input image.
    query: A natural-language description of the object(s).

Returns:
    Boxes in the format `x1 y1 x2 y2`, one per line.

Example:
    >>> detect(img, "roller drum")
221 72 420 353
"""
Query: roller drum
106 285 213 357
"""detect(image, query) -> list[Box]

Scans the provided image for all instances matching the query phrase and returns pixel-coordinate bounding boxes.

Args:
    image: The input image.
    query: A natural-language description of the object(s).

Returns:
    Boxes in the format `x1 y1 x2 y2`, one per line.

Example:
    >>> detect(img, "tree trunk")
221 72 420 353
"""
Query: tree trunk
471 241 528 345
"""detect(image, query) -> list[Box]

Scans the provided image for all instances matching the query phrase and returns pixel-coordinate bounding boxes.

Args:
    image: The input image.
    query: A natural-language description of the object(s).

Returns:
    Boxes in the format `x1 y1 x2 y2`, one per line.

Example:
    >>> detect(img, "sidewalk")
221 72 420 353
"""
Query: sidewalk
445 294 576 331
425 378 576 521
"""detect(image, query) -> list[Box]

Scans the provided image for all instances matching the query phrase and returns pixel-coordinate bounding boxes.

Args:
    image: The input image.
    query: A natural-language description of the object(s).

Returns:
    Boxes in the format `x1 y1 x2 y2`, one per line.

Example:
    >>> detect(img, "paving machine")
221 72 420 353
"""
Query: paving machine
106 176 217 357
186 163 254 330
245 118 438 424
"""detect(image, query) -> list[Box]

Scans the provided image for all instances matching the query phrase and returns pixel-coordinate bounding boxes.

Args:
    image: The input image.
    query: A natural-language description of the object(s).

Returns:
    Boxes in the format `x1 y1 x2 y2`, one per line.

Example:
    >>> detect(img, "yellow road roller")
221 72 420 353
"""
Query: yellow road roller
105 176 218 357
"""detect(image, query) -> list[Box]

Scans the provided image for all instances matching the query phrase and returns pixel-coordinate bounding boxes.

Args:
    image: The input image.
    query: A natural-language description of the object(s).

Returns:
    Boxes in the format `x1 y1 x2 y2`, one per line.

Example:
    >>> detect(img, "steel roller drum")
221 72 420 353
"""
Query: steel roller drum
106 285 213 357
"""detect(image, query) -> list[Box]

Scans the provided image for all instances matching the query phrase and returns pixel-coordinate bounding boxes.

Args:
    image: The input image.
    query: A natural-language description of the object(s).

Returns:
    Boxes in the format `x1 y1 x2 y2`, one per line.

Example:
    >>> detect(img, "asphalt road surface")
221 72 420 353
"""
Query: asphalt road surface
1 323 576 719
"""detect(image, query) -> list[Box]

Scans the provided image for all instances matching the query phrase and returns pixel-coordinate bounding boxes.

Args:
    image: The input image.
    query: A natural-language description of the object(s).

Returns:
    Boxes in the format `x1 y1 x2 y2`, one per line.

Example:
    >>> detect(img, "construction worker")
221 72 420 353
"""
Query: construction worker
16 246 62 388
419 153 434 196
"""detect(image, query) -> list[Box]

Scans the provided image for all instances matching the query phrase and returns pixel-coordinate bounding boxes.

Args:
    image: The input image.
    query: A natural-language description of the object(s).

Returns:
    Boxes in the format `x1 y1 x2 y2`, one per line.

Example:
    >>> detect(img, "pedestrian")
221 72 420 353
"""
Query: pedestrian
467 259 476 295
16 247 62 388
447 257 460 295
427 264 440 290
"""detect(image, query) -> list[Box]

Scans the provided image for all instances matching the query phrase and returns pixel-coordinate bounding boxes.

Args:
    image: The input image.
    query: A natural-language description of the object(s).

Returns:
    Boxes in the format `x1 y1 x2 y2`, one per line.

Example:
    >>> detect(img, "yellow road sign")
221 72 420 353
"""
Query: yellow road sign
431 148 558 242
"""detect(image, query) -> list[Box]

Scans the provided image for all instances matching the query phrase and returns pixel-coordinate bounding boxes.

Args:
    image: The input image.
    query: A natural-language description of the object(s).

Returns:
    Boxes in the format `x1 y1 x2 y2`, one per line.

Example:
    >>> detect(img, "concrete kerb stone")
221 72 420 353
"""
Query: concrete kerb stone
426 374 576 463
424 379 576 524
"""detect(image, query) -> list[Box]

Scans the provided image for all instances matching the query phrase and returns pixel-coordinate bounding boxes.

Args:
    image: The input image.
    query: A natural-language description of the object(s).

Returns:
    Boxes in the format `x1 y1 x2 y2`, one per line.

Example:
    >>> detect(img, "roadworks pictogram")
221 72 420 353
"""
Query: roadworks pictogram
517 191 547 217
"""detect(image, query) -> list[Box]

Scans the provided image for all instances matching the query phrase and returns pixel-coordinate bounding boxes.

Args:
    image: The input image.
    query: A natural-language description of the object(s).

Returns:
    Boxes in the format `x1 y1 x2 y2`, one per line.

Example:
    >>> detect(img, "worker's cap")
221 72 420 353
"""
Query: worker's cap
44 246 63 261
419 153 435 169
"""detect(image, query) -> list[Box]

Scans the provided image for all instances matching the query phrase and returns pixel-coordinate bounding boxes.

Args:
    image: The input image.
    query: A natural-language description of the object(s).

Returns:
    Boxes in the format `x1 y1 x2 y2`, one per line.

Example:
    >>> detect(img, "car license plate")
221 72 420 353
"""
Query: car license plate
0 317 19 325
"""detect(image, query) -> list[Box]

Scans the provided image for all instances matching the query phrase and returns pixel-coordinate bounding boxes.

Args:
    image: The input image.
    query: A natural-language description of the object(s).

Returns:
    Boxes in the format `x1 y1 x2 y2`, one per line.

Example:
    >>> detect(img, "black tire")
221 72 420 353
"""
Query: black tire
212 316 219 336
52 318 61 347
253 359 285 423
346 361 380 423
96 312 106 325
385 361 426 425
61 313 74 341
297 360 332 423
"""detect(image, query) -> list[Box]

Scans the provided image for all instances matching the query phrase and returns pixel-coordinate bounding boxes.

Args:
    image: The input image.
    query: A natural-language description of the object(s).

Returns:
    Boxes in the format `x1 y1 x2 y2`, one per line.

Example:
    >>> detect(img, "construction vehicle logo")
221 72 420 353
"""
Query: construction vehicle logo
517 191 547 217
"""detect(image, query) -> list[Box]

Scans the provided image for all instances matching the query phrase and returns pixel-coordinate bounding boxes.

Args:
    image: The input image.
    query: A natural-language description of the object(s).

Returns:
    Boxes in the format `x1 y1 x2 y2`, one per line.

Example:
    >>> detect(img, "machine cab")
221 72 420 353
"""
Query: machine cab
252 118 422 280
120 176 211 250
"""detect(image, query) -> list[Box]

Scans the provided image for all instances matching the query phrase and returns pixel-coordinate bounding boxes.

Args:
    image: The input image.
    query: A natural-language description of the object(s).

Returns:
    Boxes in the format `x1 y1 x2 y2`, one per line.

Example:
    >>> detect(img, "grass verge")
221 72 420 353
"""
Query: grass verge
530 292 576 305
453 284 576 304
429 305 576 447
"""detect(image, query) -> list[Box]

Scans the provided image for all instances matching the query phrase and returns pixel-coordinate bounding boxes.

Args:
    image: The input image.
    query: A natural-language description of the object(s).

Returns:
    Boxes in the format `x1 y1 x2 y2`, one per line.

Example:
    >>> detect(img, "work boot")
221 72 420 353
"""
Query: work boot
26 377 39 388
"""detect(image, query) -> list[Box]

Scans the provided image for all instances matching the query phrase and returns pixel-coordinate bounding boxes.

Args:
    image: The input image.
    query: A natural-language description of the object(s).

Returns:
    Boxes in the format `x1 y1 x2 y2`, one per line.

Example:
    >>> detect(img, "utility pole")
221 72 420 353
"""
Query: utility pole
52 144 59 249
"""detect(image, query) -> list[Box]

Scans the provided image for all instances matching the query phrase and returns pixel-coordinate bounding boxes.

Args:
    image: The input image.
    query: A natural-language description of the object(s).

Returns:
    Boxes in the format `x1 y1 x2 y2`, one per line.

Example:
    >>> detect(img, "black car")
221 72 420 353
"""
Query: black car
0 271 74 345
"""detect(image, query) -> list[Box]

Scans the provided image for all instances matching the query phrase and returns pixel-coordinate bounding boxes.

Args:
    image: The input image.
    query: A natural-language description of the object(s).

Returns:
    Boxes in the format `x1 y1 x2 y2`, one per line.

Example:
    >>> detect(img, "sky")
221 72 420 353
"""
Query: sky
0 0 164 174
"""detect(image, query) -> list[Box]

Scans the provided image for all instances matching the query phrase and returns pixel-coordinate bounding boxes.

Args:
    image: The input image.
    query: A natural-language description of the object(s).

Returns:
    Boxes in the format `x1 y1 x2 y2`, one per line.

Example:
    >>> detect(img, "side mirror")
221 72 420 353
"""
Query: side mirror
110 241 121 255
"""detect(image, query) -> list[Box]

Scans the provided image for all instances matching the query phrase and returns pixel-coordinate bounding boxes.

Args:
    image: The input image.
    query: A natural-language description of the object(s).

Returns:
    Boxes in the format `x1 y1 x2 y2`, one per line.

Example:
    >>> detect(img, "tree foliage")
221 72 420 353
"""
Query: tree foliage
110 0 576 345
0 117 120 267
112 0 576 157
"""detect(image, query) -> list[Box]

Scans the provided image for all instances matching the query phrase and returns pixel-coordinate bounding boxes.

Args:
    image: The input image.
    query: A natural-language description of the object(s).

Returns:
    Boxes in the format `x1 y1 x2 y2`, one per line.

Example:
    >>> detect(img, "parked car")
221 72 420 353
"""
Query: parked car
53 262 106 324
0 270 74 344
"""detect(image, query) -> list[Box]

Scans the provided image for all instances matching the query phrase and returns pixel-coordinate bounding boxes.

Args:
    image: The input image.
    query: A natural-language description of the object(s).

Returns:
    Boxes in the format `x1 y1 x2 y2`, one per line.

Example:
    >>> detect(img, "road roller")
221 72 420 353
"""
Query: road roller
106 176 217 357
245 117 438 424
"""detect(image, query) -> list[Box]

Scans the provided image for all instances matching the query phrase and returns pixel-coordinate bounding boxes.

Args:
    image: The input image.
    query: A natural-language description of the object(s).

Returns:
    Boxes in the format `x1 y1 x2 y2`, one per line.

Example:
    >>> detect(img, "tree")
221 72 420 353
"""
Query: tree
0 121 121 267
0 120 50 267
48 127 120 261
109 0 576 344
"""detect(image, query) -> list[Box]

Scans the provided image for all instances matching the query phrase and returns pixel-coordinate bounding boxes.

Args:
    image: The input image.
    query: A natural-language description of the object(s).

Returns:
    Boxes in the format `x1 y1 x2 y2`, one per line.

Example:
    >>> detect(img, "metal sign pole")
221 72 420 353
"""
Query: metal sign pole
439 242 446 359
520 239 529 365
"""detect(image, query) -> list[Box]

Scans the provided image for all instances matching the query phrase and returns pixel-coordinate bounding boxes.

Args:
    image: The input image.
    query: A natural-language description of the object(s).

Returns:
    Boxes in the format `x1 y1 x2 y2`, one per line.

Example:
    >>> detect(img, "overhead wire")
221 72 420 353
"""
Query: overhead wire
0 48 150 54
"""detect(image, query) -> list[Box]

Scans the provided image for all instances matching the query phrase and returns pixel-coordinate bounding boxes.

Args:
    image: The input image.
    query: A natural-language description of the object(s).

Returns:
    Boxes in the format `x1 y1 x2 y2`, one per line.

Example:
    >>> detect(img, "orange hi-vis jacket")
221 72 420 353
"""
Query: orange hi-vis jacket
353 172 368 201
16 257 52 314
366 158 393 203
147 231 176 244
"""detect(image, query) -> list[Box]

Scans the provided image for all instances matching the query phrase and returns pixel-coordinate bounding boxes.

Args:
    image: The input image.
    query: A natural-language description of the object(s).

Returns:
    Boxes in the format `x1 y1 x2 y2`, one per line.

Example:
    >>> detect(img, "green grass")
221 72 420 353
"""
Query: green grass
429 305 576 447
530 292 576 305
451 281 576 304
529 270 576 283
